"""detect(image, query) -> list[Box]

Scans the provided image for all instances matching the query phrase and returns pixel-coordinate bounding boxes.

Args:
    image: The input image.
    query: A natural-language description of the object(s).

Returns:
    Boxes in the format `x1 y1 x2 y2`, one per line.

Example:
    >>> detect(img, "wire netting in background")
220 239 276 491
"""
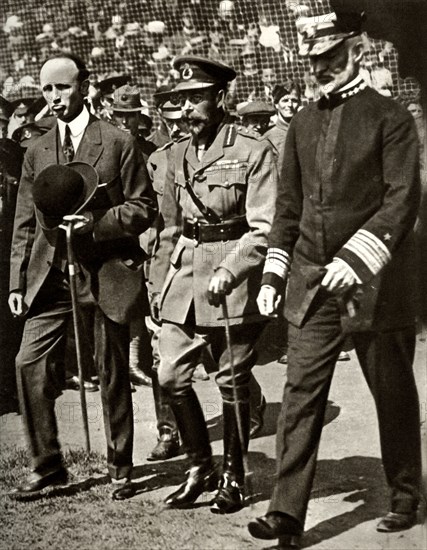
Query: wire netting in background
0 0 420 115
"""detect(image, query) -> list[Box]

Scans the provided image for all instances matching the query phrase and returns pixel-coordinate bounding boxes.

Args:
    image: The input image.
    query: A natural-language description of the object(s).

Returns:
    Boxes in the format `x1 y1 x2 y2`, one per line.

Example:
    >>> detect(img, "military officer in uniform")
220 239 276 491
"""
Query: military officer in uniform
150 56 277 513
249 11 422 545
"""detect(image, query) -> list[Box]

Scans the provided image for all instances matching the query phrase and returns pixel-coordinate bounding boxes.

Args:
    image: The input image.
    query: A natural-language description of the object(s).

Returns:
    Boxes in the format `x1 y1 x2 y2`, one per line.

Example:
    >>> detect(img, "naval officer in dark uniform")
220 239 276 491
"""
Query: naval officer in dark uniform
249 11 422 545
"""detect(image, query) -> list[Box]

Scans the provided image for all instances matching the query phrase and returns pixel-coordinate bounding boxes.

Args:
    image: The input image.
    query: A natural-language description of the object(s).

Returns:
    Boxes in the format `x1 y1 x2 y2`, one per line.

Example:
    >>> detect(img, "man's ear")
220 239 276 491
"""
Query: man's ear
80 79 90 97
216 88 225 109
352 41 365 64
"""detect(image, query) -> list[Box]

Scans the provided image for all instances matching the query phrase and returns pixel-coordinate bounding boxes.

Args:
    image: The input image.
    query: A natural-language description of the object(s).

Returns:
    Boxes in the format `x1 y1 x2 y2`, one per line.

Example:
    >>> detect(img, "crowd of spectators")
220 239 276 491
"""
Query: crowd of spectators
0 0 413 116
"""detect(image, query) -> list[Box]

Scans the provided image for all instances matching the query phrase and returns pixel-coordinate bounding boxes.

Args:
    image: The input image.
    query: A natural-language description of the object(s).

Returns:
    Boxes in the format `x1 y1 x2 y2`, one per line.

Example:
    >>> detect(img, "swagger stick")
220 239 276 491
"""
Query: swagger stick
65 220 91 452
221 296 253 505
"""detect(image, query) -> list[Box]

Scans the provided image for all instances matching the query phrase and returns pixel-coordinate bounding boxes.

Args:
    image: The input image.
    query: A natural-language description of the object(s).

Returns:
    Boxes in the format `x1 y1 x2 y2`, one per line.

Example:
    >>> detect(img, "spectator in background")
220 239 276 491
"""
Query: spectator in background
112 85 156 160
112 84 155 390
228 45 263 107
260 64 279 103
149 85 190 148
142 95 188 462
370 57 393 97
263 82 301 165
96 73 130 122
0 97 13 139
238 100 275 135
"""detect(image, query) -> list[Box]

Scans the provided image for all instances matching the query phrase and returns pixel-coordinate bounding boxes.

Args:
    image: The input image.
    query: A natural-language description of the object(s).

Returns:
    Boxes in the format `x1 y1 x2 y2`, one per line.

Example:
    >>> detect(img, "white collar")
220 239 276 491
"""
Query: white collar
57 105 90 138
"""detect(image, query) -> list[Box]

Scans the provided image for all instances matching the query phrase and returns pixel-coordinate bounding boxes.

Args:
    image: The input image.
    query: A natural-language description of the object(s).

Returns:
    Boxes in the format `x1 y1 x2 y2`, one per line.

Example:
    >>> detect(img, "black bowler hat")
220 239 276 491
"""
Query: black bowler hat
33 162 99 229
173 55 236 91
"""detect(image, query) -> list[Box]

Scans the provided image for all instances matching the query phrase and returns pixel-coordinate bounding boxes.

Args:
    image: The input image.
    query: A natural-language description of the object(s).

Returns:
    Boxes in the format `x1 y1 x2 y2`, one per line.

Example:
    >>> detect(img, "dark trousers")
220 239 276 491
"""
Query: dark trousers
16 269 133 479
269 290 421 525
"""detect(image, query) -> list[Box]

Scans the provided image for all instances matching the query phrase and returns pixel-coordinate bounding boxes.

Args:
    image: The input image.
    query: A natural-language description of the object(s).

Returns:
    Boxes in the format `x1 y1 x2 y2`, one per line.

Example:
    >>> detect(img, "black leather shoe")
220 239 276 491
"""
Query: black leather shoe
376 511 417 532
65 376 80 391
147 435 180 461
10 468 68 499
129 365 152 387
249 395 267 439
164 463 218 507
111 480 136 501
211 474 244 514
248 512 302 540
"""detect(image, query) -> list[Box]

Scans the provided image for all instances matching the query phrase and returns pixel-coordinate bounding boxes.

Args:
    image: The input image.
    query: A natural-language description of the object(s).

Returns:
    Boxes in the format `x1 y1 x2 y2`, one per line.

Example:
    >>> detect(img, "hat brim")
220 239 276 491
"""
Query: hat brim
112 106 143 112
173 81 217 92
162 111 182 120
37 162 99 230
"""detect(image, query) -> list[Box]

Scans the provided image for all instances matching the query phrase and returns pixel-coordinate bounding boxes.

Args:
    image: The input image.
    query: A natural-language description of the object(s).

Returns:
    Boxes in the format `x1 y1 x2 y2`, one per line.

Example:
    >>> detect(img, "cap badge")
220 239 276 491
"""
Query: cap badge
121 94 128 101
24 129 32 139
181 64 193 80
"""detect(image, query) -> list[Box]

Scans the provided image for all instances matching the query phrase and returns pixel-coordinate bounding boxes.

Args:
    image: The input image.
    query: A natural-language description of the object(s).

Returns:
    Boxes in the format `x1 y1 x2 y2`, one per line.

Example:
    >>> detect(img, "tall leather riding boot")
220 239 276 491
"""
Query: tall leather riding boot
211 400 250 514
249 374 266 439
164 389 218 507
147 371 180 461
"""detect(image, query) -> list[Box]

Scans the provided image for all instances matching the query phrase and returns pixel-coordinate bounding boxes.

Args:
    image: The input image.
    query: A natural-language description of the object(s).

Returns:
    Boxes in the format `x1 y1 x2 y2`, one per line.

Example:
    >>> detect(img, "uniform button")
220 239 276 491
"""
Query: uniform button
224 180 229 186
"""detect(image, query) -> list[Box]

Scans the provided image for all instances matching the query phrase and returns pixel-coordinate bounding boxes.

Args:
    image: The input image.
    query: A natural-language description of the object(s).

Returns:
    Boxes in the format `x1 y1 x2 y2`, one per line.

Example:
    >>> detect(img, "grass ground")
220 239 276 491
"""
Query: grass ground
0 445 257 550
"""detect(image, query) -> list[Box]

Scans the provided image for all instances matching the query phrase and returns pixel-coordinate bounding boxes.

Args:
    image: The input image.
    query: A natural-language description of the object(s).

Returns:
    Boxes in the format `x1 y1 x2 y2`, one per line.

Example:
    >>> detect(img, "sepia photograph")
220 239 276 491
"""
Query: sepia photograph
0 0 425 548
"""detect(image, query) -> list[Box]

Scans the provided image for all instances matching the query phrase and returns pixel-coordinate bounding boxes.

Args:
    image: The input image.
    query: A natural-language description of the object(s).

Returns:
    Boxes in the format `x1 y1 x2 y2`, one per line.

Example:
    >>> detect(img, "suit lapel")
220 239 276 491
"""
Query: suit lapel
41 126 60 166
74 116 104 166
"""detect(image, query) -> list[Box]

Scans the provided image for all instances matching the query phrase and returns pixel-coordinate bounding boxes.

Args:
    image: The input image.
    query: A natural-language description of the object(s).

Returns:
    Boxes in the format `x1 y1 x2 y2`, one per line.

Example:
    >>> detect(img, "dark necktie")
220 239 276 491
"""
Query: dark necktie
63 124 75 163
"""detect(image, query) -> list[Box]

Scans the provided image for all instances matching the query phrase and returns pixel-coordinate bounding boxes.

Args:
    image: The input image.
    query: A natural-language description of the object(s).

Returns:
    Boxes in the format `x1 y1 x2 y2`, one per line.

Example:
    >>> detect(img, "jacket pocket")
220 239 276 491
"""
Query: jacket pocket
205 164 247 217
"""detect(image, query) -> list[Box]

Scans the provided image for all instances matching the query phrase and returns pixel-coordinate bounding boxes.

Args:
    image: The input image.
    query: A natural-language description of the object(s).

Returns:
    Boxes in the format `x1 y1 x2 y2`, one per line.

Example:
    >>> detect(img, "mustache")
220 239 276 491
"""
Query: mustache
182 113 209 124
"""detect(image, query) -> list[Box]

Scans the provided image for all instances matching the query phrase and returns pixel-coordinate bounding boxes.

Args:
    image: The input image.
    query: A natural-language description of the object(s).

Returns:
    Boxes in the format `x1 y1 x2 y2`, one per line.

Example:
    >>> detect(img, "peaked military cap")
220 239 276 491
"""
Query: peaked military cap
173 56 236 91
296 10 365 57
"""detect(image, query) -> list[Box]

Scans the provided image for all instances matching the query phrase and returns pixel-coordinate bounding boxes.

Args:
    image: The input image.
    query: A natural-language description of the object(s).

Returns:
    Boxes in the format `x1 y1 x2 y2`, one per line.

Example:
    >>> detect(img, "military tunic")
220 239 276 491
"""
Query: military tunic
151 123 277 327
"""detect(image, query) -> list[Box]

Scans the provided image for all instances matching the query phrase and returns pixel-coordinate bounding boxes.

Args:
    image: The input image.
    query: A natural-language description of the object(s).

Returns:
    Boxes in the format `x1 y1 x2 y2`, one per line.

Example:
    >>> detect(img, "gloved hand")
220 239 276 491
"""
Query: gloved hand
149 292 161 323
207 267 236 307
8 290 26 317
256 285 281 316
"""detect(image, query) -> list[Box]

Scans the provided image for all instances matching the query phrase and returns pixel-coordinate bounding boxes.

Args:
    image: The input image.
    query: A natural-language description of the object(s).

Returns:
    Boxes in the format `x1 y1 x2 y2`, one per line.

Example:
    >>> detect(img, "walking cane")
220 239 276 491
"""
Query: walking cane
64 218 91 453
221 296 253 505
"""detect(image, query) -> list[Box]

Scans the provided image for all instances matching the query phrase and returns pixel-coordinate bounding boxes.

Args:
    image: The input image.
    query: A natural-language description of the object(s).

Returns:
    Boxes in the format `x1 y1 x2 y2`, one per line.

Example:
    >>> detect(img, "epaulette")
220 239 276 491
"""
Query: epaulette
223 124 238 147
236 126 261 140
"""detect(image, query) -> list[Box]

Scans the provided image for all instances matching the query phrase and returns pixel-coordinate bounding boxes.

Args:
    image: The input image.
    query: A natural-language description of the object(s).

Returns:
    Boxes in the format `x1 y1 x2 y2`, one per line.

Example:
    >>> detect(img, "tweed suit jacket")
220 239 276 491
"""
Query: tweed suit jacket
10 114 157 324
263 85 421 332
150 123 277 327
